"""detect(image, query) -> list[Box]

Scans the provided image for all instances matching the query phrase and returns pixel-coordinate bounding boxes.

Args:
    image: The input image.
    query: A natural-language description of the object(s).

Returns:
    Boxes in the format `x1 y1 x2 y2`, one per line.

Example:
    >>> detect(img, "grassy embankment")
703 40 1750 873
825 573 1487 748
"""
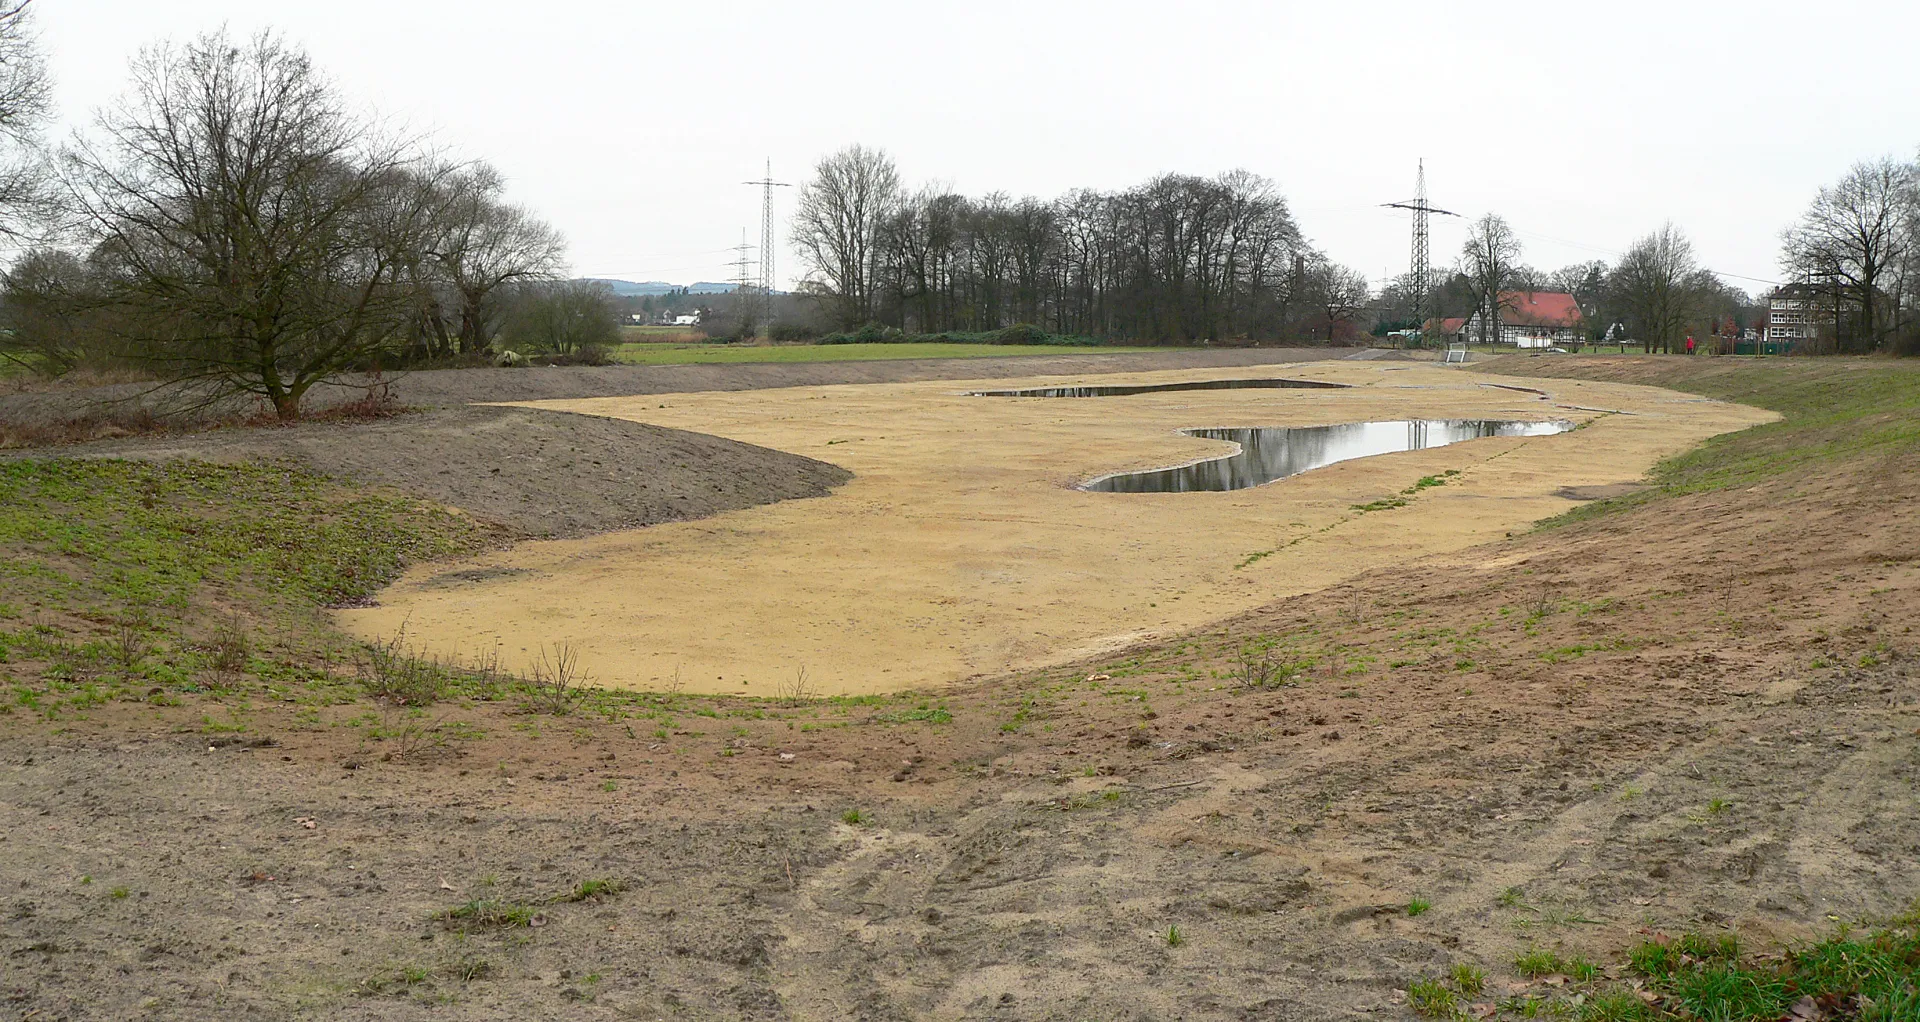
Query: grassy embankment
1481 356 1920 525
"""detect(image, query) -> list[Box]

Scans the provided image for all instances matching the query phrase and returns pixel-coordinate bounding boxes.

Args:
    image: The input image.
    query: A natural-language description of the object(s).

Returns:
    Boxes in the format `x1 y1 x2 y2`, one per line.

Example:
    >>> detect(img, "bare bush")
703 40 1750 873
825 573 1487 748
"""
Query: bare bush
775 665 819 703
208 612 249 675
357 629 450 707
110 610 151 675
378 704 451 761
1236 650 1282 690
522 641 590 715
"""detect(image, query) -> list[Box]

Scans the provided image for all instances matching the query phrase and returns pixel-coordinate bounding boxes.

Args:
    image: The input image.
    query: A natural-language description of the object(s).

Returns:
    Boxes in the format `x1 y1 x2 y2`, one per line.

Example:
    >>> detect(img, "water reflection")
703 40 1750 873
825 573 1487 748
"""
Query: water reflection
1084 419 1575 493
970 378 1345 398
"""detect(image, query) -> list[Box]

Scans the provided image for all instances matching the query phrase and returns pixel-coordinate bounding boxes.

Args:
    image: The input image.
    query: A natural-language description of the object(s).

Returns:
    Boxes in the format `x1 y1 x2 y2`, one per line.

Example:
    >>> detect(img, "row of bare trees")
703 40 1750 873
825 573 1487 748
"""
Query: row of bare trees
790 145 1368 342
0 14 578 418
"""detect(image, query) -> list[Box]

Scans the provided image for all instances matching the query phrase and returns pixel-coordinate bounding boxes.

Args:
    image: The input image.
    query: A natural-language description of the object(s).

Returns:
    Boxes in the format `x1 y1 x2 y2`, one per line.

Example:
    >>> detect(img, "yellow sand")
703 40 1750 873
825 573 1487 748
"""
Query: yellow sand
336 363 1775 695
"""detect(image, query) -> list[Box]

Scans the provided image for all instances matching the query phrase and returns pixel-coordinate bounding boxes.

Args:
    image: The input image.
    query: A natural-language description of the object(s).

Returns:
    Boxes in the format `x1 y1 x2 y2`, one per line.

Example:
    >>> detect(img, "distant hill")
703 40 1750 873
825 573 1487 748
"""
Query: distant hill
580 278 739 296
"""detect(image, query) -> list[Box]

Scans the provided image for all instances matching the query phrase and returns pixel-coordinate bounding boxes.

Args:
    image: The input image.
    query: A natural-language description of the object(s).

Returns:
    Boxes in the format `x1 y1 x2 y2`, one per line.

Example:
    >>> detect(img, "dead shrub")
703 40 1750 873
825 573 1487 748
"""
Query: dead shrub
522 641 590 715
358 629 452 707
209 612 250 675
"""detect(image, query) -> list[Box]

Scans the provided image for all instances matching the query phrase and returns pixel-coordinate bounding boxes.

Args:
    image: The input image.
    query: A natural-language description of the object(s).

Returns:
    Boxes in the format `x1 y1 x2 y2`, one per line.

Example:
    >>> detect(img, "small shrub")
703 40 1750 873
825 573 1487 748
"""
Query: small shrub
111 611 153 674
209 612 249 674
358 630 450 707
569 343 612 366
767 321 817 342
776 664 819 702
990 322 1049 345
522 641 590 715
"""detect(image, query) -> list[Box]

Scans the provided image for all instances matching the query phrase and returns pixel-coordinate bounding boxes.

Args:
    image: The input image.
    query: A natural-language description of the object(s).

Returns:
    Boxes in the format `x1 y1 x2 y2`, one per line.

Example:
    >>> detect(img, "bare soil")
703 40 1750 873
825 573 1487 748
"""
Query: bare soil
0 405 851 540
2 355 1916 1021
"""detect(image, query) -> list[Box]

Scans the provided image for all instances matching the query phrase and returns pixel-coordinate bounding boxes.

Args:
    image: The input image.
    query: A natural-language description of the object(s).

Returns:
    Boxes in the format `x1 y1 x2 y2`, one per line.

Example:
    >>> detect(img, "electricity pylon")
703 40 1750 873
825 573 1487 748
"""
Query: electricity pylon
742 161 791 337
1382 159 1459 340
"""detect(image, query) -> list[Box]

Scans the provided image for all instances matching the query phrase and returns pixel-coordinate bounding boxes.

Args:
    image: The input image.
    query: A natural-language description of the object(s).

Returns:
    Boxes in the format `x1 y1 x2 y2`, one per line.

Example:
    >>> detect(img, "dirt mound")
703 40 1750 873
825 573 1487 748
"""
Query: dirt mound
6 405 852 539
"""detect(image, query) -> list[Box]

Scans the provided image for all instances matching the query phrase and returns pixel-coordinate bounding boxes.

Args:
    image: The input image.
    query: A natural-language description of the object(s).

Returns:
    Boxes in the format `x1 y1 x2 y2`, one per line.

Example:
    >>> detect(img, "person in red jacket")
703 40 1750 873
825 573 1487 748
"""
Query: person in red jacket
1685 335 1696 355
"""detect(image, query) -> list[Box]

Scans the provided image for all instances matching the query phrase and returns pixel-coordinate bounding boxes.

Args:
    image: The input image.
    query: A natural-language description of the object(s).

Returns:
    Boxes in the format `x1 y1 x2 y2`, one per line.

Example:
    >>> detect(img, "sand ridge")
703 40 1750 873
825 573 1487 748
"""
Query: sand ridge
336 362 1775 695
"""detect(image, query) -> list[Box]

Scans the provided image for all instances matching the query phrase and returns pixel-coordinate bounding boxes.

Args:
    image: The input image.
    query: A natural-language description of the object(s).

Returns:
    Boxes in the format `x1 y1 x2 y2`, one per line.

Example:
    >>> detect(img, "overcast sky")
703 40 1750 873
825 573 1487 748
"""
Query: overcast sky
35 0 1920 297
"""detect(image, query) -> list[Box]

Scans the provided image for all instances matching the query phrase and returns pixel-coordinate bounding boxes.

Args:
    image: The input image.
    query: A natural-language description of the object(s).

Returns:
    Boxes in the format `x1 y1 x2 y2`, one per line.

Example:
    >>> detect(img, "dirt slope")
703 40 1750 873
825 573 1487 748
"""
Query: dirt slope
3 405 852 539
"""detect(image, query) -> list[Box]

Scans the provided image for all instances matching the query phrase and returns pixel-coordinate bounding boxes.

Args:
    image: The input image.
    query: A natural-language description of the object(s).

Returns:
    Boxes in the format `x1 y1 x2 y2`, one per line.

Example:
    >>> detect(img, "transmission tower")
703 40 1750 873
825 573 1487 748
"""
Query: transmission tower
730 229 756 334
742 160 791 337
1381 159 1459 340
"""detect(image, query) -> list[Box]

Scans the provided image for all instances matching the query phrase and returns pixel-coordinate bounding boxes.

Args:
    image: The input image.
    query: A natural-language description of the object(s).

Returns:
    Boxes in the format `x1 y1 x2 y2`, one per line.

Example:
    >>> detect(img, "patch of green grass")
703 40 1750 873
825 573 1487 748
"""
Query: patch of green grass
0 458 484 614
1407 896 1432 917
558 879 623 903
841 808 867 826
872 703 952 725
1406 976 1458 1017
1451 962 1486 996
438 898 539 930
1164 924 1184 948
612 341 1156 366
1622 921 1920 1021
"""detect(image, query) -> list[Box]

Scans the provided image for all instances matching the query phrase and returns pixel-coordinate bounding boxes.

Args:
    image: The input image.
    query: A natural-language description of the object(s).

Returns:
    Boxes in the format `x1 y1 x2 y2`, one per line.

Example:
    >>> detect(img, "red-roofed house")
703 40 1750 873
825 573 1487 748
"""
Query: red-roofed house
1423 316 1470 344
1464 291 1585 348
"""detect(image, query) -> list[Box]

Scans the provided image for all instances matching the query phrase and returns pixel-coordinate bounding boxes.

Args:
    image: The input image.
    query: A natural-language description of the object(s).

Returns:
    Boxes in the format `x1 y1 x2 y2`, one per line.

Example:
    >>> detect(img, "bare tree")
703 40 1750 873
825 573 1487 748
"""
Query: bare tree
0 0 51 239
420 163 565 356
1458 214 1521 345
790 144 900 328
1303 259 1369 341
1610 223 1701 354
1780 158 1914 352
62 31 437 419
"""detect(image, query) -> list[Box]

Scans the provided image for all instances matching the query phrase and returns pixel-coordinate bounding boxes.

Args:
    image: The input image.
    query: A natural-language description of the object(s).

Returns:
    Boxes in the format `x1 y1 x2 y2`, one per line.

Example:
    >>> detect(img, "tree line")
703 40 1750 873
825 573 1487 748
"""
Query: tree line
789 145 1373 342
0 13 614 419
1371 214 1757 354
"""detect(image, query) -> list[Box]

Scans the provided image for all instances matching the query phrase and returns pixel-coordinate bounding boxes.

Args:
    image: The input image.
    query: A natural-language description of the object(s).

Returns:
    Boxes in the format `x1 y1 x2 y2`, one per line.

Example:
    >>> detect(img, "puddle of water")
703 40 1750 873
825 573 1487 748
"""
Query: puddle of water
1084 419 1575 492
970 378 1346 398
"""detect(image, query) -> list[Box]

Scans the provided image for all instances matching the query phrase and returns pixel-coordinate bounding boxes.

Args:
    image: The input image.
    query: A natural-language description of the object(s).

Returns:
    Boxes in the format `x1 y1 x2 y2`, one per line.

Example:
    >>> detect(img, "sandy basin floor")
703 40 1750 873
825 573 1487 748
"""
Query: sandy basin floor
337 362 1775 695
